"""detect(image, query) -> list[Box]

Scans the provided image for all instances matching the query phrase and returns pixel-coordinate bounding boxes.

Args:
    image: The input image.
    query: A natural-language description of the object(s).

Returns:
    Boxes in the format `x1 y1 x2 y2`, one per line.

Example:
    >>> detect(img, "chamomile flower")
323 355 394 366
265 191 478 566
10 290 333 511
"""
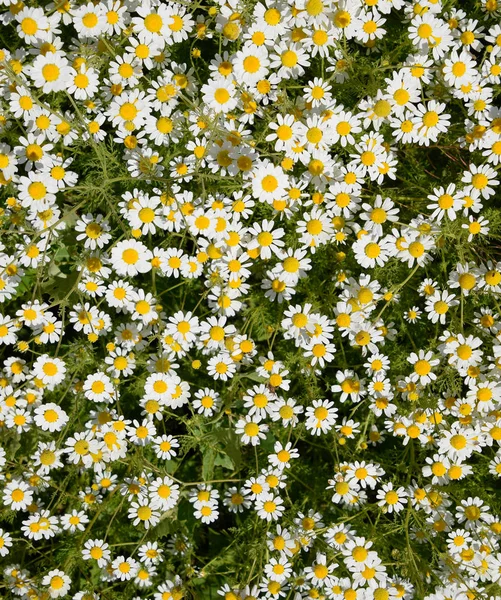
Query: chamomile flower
269 397 304 427
438 425 479 461
112 556 139 581
305 399 338 435
67 65 100 99
376 483 408 513
264 556 293 583
411 101 451 145
235 415 269 446
425 290 459 324
60 510 90 533
252 162 289 203
138 541 163 565
3 479 33 511
270 42 311 79
455 496 491 530
443 50 478 89
193 387 221 417
128 499 160 529
34 403 69 432
0 528 13 556
233 45 270 84
27 53 72 94
408 350 440 385
353 234 391 269
255 493 285 522
461 163 499 199
462 215 490 242
268 442 299 470
42 569 71 598
194 500 219 523
247 220 285 259
111 239 153 277
201 77 238 114
149 476 180 511
404 306 422 323
446 334 484 370
75 214 112 250
83 371 115 404
207 353 237 381
303 78 333 107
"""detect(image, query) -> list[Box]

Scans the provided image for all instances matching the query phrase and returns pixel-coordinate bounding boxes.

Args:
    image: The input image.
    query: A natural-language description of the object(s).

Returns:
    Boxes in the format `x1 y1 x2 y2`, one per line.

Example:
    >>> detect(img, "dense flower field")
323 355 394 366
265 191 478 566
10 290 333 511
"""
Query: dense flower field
1 0 501 598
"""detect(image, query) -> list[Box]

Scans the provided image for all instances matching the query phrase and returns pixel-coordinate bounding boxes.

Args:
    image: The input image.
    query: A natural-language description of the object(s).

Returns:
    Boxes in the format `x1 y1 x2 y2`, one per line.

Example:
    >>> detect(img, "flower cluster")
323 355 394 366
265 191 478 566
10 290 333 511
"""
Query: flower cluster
1 0 501 598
